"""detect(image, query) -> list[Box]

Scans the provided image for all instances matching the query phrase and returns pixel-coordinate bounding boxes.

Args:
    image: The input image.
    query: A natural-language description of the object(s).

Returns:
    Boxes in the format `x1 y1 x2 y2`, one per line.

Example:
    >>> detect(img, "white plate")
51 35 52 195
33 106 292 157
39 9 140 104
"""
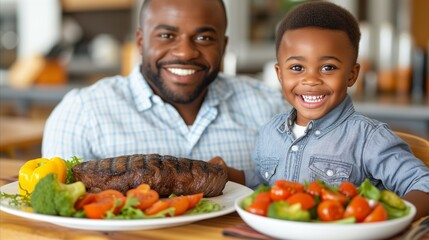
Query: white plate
235 194 416 240
0 181 253 231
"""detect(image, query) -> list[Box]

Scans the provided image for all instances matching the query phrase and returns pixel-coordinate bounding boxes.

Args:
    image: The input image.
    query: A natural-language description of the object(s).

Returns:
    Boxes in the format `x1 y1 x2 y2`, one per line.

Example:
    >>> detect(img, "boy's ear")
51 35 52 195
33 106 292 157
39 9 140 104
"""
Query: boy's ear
275 63 282 83
347 63 361 87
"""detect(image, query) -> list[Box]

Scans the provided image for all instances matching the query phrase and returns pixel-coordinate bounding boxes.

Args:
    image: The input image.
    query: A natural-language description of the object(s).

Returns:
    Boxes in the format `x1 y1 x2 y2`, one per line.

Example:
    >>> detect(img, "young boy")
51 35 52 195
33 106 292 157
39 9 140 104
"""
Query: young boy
214 1 429 220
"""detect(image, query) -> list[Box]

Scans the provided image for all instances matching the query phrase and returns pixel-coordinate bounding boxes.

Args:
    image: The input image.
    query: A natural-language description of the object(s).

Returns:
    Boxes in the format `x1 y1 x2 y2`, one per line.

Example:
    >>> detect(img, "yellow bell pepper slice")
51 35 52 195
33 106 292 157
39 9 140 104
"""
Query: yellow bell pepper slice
18 157 66 195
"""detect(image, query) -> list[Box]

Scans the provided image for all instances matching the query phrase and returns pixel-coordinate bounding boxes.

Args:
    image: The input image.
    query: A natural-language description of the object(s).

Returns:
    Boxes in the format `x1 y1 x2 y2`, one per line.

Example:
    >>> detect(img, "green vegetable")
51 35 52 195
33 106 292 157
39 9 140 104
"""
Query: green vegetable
267 201 311 222
186 199 221 214
381 202 410 219
380 190 406 210
30 173 86 216
241 184 271 210
64 156 83 184
358 179 381 200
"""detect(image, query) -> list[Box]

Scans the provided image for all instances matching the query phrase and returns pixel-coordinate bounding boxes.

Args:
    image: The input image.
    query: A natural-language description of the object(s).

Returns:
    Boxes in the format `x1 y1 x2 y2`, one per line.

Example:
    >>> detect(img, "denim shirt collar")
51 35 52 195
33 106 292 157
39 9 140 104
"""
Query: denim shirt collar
129 66 233 112
278 94 355 137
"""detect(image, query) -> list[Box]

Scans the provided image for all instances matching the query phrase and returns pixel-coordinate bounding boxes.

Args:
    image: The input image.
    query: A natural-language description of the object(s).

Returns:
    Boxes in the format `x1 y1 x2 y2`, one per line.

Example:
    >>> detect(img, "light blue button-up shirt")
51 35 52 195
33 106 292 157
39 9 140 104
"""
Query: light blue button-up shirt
42 66 290 179
248 95 429 196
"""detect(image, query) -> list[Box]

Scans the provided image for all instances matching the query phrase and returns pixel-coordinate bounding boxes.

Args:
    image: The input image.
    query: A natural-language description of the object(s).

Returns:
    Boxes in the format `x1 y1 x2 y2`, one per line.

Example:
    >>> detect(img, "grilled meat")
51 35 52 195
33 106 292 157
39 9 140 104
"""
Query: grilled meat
72 154 228 197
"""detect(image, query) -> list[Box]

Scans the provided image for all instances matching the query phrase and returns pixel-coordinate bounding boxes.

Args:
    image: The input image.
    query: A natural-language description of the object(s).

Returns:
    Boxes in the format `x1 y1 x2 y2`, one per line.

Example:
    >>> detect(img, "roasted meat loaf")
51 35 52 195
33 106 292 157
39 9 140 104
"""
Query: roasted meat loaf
72 154 228 197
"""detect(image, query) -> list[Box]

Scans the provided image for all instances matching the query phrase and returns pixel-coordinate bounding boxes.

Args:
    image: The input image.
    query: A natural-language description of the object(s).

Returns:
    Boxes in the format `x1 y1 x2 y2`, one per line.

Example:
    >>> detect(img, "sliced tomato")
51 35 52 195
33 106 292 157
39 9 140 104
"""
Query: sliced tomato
126 188 159 210
165 196 190 216
339 182 358 198
317 200 345 222
246 191 271 216
320 188 348 206
186 193 204 210
82 190 126 219
75 193 97 210
144 200 170 216
344 195 372 222
306 181 324 197
286 192 316 210
363 204 388 223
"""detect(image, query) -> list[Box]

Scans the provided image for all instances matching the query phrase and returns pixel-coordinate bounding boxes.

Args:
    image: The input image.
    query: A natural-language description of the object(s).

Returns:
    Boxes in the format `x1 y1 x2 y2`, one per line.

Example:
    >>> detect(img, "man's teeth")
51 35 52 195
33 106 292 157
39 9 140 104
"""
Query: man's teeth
302 95 325 103
168 68 196 76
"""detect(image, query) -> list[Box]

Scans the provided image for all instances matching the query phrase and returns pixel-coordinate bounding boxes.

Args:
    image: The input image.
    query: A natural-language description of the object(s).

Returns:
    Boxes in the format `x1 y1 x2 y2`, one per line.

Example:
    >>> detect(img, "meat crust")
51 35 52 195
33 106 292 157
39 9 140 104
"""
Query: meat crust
72 154 228 197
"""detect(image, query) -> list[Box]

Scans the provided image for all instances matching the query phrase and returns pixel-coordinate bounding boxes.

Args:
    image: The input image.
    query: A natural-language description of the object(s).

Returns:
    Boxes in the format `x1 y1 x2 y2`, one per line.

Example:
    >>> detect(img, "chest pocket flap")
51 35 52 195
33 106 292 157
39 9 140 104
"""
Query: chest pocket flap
309 157 352 185
259 157 279 181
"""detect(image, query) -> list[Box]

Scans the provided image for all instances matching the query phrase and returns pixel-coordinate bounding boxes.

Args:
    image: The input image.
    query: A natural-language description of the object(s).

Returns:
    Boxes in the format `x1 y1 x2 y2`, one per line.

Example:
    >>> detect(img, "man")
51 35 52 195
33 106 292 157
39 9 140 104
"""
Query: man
42 0 289 185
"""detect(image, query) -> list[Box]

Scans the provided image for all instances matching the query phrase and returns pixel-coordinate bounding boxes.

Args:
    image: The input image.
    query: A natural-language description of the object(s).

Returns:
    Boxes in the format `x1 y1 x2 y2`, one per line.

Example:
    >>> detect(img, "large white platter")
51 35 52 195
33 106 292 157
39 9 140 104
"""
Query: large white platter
235 194 416 240
0 181 253 231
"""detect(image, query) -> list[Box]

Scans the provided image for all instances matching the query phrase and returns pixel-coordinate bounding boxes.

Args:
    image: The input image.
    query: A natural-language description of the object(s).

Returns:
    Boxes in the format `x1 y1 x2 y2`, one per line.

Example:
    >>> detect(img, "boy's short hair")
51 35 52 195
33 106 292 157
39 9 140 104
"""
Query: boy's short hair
275 1 361 62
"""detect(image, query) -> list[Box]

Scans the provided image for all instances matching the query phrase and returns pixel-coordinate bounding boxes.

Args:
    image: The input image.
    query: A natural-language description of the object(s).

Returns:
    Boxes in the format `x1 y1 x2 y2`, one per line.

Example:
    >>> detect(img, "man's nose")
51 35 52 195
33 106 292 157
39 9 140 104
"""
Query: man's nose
171 38 200 60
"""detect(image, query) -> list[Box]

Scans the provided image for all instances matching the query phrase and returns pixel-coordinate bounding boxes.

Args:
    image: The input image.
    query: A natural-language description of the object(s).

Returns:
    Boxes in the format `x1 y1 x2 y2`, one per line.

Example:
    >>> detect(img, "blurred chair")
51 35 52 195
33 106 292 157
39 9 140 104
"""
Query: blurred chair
395 131 429 167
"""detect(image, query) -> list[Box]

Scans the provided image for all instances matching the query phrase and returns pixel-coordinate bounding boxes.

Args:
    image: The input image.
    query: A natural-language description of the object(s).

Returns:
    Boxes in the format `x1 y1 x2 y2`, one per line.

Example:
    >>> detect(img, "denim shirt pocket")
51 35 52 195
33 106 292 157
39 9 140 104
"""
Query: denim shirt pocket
259 157 280 182
309 156 352 186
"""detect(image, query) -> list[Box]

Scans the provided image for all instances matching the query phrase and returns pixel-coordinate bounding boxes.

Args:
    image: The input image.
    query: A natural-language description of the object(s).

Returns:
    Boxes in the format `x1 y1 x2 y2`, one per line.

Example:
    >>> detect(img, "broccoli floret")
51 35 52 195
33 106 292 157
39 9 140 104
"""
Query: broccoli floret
30 173 86 216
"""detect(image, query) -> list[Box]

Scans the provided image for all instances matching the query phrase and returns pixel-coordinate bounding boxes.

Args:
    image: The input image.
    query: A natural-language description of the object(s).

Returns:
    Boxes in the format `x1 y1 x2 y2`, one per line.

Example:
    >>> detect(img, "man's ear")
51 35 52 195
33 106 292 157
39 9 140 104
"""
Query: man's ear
347 63 360 87
136 28 144 54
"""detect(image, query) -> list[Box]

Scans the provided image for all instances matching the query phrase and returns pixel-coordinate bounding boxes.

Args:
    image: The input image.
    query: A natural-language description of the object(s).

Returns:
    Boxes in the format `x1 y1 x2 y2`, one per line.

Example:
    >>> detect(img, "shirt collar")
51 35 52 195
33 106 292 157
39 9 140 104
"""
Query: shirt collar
278 94 355 135
129 66 234 112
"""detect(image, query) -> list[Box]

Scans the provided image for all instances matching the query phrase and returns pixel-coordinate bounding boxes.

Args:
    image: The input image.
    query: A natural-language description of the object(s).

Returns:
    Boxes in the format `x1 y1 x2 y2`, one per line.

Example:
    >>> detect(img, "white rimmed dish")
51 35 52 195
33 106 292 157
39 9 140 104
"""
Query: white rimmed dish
0 181 253 231
235 194 416 240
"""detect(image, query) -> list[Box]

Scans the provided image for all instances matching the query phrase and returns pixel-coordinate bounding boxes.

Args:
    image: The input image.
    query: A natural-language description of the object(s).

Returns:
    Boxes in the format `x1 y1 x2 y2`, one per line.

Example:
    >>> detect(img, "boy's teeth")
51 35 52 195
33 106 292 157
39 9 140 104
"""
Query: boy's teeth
302 95 324 103
168 68 196 76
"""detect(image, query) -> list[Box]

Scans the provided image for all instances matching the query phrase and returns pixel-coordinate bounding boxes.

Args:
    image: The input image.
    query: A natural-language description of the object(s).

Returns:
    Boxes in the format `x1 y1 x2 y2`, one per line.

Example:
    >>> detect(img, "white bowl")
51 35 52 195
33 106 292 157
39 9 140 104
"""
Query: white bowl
235 195 416 240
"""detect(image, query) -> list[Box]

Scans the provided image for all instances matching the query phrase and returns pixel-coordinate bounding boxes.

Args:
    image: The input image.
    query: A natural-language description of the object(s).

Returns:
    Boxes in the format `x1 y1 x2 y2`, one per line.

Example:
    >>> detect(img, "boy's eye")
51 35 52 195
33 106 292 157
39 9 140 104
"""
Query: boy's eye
321 65 336 71
290 65 303 71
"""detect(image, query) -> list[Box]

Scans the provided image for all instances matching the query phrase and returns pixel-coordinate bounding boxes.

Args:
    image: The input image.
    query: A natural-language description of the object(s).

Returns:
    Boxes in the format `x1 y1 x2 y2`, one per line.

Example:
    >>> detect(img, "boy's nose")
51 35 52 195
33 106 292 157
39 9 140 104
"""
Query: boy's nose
171 39 200 60
302 72 322 85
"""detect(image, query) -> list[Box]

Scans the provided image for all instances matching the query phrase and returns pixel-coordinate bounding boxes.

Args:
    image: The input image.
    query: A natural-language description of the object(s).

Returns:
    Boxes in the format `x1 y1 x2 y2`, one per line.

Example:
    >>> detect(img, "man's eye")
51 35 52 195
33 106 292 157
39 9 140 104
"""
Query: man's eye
160 33 173 39
290 65 303 71
195 35 212 41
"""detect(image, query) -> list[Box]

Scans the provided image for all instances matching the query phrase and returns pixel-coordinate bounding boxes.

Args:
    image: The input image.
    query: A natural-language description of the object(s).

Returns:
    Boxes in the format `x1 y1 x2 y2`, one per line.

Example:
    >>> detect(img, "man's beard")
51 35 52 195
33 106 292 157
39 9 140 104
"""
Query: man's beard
141 60 220 104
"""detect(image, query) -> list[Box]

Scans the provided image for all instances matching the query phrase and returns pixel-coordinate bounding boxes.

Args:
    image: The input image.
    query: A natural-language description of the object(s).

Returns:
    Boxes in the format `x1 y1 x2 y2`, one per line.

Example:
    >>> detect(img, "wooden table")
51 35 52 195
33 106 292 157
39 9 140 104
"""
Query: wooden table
0 159 426 240
0 117 45 158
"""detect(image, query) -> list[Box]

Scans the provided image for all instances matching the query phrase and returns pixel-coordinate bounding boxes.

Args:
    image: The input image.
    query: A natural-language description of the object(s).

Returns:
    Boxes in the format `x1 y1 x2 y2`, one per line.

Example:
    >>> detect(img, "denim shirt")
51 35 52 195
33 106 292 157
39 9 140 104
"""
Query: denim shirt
247 95 429 196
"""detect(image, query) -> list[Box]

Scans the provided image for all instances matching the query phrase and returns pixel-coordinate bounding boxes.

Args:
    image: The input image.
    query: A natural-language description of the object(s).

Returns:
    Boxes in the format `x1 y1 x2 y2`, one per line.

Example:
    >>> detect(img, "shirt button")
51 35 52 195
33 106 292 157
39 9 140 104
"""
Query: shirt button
291 145 299 151
265 172 269 179
315 130 321 136
326 169 334 177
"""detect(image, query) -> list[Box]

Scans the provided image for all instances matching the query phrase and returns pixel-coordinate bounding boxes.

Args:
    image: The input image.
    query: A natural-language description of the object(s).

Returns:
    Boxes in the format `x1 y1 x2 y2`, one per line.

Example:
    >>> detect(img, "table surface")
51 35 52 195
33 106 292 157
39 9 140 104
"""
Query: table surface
0 158 426 240
0 116 45 151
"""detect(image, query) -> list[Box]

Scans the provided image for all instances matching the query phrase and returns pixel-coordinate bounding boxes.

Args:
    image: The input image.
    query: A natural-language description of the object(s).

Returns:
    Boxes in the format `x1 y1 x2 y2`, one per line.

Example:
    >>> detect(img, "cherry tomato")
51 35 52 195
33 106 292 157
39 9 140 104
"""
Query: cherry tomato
165 196 190 216
306 181 324 197
270 180 304 201
344 195 372 222
339 182 358 198
320 188 348 205
144 200 170 215
186 193 204 210
363 204 388 223
246 192 271 216
275 180 305 193
286 192 316 210
317 200 345 222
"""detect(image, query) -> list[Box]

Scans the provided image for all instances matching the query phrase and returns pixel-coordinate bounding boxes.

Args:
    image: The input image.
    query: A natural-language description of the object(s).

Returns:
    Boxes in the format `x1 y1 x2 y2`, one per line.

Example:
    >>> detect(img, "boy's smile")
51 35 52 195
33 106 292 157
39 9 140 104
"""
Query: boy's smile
275 27 360 126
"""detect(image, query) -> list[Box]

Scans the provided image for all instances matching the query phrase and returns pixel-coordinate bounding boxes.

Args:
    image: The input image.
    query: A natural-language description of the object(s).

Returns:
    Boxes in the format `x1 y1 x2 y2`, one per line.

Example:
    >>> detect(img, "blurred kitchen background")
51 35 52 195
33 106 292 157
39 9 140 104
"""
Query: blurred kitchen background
0 0 428 159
